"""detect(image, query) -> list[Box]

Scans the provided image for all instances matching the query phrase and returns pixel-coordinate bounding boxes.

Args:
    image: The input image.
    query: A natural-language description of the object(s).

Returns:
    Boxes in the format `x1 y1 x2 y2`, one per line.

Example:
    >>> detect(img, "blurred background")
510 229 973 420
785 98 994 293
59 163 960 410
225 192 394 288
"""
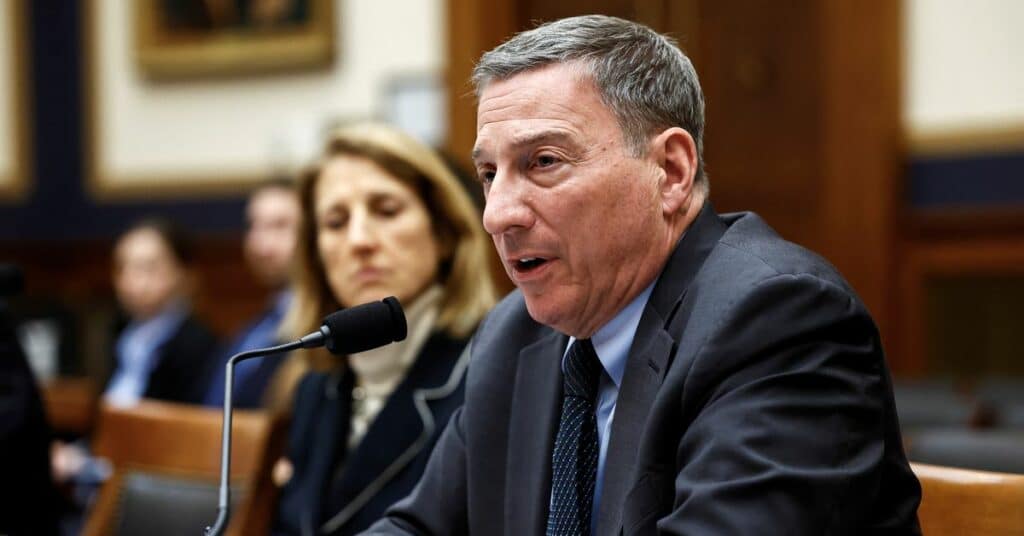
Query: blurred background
2 0 1024 524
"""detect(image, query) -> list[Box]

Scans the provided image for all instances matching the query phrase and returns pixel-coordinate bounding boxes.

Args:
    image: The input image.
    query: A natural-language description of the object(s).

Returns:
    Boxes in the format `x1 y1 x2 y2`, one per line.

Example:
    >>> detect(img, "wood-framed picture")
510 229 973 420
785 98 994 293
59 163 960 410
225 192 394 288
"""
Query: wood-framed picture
0 0 31 201
134 0 335 80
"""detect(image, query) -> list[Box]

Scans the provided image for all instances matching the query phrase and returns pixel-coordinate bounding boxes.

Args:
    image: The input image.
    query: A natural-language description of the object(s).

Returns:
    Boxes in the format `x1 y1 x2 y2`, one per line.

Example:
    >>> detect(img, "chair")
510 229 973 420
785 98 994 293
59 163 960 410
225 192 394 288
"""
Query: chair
892 378 977 433
975 378 1024 428
907 428 1024 473
41 376 99 437
913 463 1024 536
81 400 286 536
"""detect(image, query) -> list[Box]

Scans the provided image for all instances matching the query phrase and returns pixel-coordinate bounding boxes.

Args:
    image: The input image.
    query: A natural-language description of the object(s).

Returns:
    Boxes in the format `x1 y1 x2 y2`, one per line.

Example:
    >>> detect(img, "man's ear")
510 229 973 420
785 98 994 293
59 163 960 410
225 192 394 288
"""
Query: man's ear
652 127 698 215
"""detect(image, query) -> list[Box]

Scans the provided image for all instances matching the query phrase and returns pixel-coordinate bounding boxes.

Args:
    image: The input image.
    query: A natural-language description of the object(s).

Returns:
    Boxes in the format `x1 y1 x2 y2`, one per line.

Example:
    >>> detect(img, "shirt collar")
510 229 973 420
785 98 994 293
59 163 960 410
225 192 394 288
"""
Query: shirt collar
272 289 294 316
125 299 188 338
565 281 656 388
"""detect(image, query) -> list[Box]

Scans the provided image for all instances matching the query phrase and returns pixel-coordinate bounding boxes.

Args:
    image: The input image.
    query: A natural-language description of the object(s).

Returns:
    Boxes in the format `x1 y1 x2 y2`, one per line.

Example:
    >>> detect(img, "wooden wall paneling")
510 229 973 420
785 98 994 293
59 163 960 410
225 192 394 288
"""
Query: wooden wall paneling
516 0 637 28
694 0 823 250
679 0 901 364
817 0 902 353
444 0 516 170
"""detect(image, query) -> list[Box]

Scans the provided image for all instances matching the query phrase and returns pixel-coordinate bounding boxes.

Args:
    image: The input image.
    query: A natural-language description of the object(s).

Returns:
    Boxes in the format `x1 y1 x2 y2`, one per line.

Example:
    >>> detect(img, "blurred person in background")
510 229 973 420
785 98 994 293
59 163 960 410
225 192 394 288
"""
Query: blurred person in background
203 178 301 409
102 217 218 407
270 123 498 535
52 218 218 485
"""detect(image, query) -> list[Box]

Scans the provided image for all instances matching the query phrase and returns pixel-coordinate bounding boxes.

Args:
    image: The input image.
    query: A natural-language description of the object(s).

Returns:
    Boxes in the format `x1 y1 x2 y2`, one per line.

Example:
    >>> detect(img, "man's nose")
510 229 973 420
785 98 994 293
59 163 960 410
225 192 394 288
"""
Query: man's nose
482 173 533 236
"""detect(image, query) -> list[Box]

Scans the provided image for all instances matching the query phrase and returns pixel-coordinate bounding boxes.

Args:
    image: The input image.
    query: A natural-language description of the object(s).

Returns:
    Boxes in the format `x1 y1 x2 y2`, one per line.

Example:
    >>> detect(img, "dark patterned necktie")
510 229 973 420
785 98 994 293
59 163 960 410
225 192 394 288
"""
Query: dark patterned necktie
547 339 602 536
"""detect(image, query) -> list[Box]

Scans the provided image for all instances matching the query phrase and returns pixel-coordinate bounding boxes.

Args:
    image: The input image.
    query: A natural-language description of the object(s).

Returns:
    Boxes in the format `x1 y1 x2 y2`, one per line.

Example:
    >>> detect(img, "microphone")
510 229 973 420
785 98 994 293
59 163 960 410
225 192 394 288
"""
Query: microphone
205 297 407 535
298 295 408 354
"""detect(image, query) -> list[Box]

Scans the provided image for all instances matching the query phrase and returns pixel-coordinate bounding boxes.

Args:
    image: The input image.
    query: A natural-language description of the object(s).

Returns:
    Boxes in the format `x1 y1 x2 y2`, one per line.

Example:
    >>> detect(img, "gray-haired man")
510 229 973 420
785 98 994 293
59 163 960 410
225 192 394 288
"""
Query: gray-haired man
366 15 920 535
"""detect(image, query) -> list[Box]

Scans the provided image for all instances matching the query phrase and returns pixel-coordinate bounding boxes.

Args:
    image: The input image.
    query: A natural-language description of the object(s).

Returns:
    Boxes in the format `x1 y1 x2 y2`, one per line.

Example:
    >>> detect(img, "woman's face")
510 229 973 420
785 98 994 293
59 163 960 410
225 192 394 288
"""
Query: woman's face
314 155 442 309
113 228 186 320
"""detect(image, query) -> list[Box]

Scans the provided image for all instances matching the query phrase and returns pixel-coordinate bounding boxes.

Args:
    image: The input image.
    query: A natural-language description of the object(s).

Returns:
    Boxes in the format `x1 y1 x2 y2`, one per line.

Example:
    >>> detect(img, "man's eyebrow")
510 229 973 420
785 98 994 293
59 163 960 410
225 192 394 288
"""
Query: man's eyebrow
472 130 577 163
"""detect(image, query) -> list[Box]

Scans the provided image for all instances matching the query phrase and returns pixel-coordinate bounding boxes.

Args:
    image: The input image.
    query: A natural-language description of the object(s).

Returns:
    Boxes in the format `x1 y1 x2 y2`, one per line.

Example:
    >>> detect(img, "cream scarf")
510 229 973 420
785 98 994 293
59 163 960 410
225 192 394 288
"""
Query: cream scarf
346 284 443 449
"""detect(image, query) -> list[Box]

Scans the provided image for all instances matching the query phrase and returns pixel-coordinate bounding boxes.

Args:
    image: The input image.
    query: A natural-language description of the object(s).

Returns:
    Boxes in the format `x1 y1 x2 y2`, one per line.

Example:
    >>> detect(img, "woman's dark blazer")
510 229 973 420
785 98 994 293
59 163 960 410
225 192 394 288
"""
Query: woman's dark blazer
274 331 470 536
105 314 219 405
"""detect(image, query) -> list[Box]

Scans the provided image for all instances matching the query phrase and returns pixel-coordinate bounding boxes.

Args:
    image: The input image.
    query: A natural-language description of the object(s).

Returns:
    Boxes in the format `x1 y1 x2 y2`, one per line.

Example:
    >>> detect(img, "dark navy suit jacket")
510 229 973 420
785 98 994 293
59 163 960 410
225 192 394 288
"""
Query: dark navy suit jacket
105 314 218 405
368 204 922 535
275 332 469 536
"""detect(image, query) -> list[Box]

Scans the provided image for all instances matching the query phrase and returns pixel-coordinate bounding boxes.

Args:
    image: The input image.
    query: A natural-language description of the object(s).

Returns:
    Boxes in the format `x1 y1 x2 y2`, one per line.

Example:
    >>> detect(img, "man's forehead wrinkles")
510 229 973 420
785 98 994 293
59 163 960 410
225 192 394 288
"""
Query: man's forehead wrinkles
474 123 582 161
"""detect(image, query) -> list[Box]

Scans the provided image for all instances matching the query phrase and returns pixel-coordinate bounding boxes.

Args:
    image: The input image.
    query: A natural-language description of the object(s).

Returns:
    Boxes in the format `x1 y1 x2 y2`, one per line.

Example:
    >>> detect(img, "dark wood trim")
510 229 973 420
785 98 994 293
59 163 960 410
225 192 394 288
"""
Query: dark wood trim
907 206 1024 238
895 235 1024 376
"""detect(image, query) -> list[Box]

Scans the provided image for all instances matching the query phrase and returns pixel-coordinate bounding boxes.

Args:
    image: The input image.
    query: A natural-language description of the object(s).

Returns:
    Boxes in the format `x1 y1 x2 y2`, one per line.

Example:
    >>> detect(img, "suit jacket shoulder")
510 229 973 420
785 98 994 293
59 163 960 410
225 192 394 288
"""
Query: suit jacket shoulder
371 203 920 535
145 314 219 404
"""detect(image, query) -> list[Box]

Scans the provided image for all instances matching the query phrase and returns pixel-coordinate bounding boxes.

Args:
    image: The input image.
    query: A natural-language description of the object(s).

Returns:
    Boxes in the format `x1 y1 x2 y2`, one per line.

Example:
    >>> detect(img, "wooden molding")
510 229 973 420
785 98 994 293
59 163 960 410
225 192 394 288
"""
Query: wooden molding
907 123 1024 158
0 0 32 202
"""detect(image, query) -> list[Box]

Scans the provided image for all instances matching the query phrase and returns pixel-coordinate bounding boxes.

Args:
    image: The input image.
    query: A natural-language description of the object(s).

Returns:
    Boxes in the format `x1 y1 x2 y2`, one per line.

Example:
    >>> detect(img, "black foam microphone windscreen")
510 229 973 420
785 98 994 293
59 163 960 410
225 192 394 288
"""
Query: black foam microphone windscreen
322 296 407 355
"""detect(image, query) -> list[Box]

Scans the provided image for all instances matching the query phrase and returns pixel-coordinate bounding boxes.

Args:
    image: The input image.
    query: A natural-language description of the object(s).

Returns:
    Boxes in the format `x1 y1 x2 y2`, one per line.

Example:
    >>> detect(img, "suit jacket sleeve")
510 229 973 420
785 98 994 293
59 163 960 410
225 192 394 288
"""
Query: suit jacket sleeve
362 405 470 535
653 273 891 535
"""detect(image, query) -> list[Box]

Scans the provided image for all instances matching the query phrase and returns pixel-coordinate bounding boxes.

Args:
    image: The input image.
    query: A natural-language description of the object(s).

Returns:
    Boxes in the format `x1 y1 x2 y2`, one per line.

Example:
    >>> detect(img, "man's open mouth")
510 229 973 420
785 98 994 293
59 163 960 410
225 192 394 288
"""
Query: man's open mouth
514 257 549 273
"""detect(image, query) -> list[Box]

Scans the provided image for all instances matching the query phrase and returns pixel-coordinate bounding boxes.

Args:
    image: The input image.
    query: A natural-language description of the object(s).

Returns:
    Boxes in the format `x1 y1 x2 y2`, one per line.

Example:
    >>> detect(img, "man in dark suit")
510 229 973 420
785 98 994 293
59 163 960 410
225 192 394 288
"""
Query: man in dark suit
368 15 921 535
204 178 300 409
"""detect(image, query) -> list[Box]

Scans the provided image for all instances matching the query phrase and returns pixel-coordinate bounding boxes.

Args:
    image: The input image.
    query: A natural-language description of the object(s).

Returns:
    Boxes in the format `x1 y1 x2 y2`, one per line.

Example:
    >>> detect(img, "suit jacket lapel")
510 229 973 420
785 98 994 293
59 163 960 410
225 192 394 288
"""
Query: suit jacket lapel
505 330 567 535
320 334 464 532
596 202 727 536
300 372 350 534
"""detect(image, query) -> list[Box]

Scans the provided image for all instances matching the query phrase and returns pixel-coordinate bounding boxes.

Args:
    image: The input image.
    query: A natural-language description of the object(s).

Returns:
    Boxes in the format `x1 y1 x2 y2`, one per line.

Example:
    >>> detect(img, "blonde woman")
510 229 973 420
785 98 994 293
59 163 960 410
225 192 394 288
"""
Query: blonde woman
272 123 497 535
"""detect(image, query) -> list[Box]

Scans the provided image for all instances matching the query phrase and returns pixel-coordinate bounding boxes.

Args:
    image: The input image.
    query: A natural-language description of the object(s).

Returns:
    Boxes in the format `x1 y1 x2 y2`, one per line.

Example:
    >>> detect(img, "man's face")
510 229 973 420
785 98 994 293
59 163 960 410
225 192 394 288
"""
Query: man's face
244 187 300 288
113 228 185 320
473 64 672 337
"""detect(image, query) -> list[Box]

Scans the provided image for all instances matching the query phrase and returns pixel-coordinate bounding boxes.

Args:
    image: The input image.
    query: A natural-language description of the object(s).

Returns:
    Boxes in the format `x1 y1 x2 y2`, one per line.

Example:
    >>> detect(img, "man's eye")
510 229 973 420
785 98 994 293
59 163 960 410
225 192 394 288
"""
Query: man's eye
535 155 559 168
478 170 496 184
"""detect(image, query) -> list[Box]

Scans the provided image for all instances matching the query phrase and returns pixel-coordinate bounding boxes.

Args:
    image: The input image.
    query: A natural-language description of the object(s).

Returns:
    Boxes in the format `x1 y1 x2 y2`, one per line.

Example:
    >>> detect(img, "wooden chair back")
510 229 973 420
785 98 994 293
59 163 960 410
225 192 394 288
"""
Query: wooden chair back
913 462 1024 536
82 400 286 536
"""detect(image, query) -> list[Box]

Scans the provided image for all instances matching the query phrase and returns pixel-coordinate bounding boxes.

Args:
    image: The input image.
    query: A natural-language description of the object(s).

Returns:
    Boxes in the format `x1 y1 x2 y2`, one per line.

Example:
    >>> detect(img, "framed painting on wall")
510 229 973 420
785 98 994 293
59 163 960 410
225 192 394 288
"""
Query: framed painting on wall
84 0 443 200
0 0 31 201
134 0 335 80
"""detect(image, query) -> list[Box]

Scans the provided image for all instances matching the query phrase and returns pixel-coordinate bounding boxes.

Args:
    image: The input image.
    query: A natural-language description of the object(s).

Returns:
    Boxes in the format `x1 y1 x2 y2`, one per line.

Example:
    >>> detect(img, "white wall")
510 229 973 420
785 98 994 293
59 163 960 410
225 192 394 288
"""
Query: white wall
92 0 445 191
905 0 1024 136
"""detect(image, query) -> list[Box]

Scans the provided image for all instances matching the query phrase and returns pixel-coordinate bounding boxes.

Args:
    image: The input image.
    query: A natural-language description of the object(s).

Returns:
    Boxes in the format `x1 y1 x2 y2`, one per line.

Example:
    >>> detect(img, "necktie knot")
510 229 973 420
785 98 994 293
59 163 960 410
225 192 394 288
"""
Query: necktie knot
563 339 601 401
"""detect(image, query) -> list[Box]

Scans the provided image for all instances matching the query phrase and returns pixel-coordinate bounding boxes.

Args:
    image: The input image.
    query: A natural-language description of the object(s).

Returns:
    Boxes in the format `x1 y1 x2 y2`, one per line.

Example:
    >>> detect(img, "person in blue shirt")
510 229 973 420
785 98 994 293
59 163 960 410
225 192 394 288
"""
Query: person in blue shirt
204 178 301 409
103 218 217 407
52 218 217 489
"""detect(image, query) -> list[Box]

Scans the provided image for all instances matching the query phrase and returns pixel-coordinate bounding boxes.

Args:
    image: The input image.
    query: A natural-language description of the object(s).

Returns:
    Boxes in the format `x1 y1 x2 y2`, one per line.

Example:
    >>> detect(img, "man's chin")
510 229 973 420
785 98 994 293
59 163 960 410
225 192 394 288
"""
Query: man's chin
523 297 579 336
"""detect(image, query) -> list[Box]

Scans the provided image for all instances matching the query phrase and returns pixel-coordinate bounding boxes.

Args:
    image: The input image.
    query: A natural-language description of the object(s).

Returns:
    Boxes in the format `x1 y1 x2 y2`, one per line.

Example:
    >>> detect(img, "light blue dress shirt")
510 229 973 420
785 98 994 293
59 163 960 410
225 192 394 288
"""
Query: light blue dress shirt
203 290 293 407
104 301 188 408
558 281 655 533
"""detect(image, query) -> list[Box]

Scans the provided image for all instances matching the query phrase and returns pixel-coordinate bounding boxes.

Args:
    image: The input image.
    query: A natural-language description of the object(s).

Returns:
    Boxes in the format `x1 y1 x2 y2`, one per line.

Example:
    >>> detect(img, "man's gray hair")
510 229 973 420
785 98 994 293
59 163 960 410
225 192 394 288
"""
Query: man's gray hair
473 15 707 188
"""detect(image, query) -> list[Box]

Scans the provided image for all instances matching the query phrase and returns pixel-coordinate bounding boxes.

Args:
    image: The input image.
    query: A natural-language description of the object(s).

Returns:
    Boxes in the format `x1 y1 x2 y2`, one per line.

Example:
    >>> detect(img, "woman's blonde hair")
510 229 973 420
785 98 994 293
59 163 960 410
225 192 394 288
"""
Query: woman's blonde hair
273 122 498 390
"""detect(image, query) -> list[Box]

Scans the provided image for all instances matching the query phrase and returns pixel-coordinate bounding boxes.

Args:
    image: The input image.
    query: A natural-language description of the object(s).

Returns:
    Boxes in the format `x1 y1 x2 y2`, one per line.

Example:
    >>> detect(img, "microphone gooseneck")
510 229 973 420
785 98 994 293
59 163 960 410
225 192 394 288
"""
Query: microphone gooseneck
205 297 407 535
